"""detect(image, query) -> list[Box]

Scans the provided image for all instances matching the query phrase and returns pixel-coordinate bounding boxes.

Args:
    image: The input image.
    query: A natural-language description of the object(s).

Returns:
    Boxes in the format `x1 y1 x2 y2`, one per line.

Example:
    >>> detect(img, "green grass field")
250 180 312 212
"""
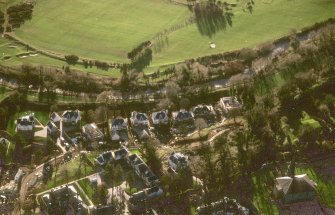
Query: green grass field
0 37 122 77
153 0 335 66
11 0 335 70
14 0 190 63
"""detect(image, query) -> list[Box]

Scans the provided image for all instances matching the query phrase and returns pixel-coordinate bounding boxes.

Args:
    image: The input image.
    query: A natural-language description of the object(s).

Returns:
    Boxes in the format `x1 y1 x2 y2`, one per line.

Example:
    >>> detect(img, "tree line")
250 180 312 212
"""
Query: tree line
7 3 34 29
127 41 151 60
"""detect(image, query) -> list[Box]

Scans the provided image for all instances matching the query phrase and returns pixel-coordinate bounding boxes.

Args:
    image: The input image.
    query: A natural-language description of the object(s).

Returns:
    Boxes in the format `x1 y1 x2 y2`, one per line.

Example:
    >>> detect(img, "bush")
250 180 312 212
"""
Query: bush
125 187 137 195
65 54 79 65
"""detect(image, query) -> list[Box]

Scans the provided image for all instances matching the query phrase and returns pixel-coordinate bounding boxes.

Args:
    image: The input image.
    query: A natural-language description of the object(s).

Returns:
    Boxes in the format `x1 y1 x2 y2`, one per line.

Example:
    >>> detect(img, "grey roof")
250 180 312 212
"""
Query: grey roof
276 174 316 195
112 118 125 126
153 111 167 120
192 105 214 116
83 123 104 140
17 114 34 126
114 147 129 158
50 112 61 122
62 110 80 122
169 153 188 166
173 110 194 121
136 113 147 121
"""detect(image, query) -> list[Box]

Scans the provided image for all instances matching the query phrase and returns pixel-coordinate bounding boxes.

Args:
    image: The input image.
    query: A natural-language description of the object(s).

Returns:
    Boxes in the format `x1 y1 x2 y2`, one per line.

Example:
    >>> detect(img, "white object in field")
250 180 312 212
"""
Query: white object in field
210 43 216 49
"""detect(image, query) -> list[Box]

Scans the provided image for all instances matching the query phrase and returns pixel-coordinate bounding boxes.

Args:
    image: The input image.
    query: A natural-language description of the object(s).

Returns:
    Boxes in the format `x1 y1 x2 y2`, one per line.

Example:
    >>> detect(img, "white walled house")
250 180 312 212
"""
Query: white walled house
16 113 35 141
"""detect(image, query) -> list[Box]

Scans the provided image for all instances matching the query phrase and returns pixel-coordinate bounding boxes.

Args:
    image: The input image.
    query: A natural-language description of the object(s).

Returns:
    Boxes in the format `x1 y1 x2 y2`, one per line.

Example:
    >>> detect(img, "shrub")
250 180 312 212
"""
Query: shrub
65 54 79 65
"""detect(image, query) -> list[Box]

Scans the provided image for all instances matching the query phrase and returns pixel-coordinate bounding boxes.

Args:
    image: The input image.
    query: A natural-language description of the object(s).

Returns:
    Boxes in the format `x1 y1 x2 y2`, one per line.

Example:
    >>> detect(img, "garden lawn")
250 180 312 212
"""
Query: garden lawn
0 86 13 102
251 171 279 215
300 111 321 129
129 148 141 156
14 0 190 63
296 166 335 208
45 156 95 190
7 0 335 73
78 178 96 204
26 91 97 104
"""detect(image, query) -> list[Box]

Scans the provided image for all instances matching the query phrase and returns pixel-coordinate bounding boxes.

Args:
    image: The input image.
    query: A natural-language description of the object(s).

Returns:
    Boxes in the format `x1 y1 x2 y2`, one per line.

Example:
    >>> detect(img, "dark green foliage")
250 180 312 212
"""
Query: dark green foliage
194 1 233 38
141 142 162 176
65 54 79 65
237 84 255 110
94 184 109 205
130 47 153 71
127 41 151 60
94 60 109 70
0 11 4 32
161 168 193 195
7 3 34 28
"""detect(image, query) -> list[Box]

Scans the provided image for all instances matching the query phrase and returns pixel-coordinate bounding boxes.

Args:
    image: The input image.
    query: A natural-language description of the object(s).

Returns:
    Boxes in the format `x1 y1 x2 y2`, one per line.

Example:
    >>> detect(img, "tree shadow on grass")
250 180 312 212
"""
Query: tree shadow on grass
195 15 229 38
194 3 233 38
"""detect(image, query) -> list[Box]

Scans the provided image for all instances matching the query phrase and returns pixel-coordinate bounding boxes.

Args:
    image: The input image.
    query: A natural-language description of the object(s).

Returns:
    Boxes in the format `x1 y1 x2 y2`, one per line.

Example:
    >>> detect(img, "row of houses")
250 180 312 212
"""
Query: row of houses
95 147 160 188
95 147 129 166
44 96 242 150
94 148 163 211
127 153 160 188
19 97 240 145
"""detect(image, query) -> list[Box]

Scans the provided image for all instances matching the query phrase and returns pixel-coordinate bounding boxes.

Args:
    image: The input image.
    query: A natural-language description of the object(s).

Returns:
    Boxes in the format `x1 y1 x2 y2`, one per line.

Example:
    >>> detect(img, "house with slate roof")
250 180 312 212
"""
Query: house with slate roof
40 185 88 215
171 110 195 134
168 152 189 172
16 113 35 141
151 110 169 126
192 104 216 123
110 118 129 142
50 112 61 128
113 147 129 161
274 174 317 204
47 121 59 139
82 123 104 148
219 97 242 113
131 112 149 127
130 112 150 140
172 110 194 124
62 110 81 131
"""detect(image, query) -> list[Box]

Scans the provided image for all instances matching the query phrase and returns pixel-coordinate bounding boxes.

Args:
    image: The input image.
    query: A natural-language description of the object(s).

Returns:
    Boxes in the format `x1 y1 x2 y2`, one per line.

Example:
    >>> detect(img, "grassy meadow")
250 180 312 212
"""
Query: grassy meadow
152 0 335 66
0 37 122 77
10 0 335 69
14 0 190 63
